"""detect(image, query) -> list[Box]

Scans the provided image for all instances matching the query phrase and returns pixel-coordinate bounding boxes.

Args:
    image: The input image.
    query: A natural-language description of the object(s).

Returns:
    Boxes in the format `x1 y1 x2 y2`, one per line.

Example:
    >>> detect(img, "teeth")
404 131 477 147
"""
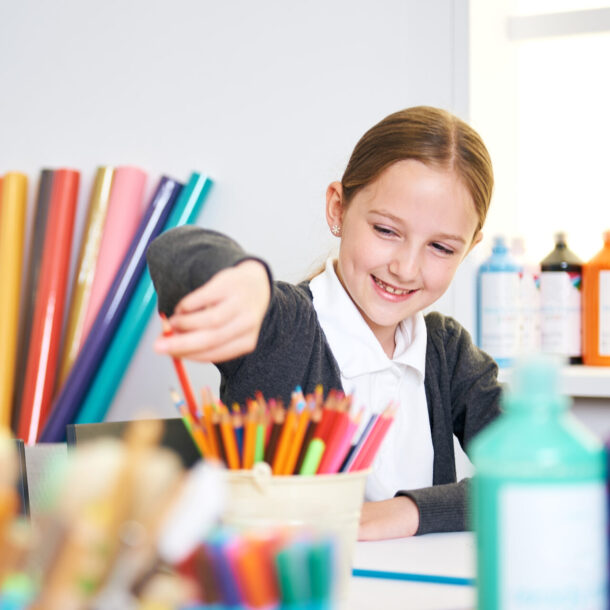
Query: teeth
374 277 411 296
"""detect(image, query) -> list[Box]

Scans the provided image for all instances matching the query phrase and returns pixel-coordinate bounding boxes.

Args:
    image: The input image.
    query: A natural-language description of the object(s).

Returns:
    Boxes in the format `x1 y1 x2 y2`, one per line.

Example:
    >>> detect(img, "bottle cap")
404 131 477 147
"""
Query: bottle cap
502 355 570 413
492 235 508 253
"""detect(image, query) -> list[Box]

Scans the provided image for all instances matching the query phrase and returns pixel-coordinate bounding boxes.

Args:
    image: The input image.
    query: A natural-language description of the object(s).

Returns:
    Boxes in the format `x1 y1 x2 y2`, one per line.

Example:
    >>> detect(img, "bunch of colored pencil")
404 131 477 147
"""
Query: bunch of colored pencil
171 384 396 476
178 528 336 608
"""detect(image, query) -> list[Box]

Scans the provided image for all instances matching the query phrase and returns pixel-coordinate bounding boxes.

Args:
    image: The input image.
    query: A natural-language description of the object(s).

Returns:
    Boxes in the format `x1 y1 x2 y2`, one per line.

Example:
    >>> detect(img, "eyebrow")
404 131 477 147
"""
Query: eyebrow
370 210 468 244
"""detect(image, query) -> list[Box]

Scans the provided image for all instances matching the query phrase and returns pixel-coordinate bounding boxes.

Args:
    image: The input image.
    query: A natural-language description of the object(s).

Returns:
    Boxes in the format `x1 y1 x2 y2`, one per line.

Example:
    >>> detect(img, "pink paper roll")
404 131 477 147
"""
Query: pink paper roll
79 166 146 345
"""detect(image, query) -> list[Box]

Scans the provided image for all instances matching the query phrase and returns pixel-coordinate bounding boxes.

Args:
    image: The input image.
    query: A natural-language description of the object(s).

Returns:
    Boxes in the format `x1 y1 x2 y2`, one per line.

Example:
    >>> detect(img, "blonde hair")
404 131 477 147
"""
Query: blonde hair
341 106 493 236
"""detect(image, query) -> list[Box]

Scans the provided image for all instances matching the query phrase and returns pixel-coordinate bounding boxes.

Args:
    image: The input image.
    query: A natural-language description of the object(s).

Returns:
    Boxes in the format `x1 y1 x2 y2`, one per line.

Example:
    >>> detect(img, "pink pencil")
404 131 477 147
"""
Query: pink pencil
348 405 395 472
316 410 350 474
319 412 361 474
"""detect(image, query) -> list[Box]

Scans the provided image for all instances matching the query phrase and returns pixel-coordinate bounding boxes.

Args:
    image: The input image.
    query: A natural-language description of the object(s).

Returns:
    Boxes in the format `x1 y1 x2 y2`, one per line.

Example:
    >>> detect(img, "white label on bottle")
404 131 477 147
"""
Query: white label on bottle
600 270 610 356
539 271 582 357
480 271 521 359
519 269 541 352
500 482 607 610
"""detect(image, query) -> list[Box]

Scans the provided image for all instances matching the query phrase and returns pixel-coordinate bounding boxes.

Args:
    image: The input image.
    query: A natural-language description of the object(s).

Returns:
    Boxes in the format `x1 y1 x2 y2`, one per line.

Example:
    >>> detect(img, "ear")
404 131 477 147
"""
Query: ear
325 181 344 231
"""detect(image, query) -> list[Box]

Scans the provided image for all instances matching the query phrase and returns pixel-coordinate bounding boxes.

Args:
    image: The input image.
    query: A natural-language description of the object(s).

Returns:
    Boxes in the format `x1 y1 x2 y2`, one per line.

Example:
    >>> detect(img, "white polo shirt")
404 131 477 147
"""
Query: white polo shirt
309 258 435 500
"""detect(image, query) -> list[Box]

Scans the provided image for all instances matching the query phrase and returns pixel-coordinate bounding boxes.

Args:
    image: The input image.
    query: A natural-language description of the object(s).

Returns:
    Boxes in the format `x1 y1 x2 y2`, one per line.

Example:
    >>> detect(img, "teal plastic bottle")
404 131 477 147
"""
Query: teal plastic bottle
470 356 607 610
477 235 522 368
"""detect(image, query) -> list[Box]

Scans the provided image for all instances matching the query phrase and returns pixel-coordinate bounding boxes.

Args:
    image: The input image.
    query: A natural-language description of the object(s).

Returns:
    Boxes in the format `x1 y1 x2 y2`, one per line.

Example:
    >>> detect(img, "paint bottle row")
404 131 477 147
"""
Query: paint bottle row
476 230 610 367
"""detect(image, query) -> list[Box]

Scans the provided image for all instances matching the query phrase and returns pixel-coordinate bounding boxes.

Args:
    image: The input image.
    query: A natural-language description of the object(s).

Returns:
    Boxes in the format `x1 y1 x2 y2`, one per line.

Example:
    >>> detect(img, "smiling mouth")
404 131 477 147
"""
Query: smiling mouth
373 276 416 296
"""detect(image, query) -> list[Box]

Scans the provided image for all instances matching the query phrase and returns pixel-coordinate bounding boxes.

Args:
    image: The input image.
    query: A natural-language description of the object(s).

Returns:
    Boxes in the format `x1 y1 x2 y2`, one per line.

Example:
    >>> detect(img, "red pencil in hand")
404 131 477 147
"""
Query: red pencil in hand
160 313 199 419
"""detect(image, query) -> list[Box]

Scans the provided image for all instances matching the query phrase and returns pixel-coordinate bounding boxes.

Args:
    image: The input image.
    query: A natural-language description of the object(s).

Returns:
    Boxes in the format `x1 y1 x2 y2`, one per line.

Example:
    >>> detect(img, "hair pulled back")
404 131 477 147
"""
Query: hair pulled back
341 106 493 236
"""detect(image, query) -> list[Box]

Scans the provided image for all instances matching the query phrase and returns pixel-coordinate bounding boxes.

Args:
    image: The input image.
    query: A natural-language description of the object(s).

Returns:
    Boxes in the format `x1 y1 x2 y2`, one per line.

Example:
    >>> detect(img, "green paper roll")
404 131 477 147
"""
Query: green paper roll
75 173 212 424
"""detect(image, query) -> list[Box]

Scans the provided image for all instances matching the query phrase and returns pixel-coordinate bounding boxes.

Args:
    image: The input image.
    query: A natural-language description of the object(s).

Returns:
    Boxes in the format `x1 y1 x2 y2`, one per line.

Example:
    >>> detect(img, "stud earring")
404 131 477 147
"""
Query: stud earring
331 224 341 236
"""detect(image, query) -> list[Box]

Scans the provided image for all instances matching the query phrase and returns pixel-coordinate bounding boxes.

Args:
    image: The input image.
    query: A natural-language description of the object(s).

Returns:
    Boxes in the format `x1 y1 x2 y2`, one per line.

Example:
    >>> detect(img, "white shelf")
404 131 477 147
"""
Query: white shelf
497 365 610 399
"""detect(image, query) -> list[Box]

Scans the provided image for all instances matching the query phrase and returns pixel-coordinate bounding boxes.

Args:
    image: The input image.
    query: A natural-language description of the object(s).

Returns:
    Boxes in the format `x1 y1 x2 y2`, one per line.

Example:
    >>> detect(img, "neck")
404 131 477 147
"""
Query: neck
377 329 396 359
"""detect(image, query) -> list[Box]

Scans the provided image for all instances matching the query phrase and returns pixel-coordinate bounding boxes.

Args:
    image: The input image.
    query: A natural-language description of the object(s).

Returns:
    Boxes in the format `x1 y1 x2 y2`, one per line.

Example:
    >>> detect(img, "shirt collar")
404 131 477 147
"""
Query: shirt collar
309 258 426 381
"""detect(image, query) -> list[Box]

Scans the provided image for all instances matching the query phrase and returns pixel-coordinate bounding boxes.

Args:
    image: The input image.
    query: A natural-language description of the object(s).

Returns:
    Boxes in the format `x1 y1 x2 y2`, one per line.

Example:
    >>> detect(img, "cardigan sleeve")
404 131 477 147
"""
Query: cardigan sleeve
146 225 273 316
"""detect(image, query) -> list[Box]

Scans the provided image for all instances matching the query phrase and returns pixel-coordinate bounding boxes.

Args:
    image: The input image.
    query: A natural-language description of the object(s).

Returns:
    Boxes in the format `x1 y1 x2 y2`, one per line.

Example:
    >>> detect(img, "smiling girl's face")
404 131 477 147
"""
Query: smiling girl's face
326 159 481 356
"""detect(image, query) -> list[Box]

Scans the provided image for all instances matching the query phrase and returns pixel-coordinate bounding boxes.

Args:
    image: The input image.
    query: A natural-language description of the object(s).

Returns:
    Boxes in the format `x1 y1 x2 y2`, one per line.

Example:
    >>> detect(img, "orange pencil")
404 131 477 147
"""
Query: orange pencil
160 313 198 419
272 401 299 475
294 407 322 474
219 406 240 469
282 401 311 475
201 397 219 459
242 403 257 470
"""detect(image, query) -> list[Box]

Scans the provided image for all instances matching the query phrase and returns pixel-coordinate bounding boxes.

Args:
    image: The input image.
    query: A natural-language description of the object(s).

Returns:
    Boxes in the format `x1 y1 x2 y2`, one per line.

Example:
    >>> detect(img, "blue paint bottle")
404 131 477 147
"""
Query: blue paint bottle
477 235 522 367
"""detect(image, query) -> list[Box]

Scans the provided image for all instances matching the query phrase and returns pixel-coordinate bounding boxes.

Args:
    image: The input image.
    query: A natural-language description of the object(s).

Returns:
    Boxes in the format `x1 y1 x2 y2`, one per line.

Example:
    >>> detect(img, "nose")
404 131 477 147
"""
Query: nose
388 244 421 281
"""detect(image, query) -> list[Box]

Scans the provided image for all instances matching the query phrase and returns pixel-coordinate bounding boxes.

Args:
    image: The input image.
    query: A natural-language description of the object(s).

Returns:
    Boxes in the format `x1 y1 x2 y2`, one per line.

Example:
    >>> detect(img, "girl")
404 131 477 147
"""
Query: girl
146 106 501 540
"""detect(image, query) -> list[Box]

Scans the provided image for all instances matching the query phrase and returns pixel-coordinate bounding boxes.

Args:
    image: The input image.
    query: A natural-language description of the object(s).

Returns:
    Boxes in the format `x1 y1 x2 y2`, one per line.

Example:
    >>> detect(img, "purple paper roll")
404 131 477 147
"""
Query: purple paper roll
40 176 182 442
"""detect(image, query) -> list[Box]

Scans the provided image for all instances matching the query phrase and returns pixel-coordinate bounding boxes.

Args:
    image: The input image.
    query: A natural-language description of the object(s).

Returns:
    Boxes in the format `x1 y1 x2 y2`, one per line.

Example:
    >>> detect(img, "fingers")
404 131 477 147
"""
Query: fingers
174 260 269 315
154 311 259 360
154 260 271 363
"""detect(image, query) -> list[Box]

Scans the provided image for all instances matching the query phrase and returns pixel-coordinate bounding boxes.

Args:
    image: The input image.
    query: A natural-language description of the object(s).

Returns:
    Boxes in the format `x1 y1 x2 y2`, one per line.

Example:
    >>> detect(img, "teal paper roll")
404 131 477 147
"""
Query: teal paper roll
75 173 213 424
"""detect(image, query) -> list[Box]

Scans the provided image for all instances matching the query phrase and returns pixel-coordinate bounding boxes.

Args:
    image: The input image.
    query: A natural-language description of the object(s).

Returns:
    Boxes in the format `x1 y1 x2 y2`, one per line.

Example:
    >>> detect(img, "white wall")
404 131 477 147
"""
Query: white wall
0 0 469 421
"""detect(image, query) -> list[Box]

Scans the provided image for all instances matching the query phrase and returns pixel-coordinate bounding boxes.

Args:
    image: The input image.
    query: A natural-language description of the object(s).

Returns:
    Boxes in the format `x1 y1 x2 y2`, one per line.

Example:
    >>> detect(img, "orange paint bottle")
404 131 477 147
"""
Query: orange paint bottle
582 230 610 365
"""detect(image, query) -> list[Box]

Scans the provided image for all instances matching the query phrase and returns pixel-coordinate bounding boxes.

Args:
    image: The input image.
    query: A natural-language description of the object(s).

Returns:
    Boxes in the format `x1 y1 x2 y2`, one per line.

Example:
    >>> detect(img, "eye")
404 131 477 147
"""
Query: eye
431 242 454 255
373 224 397 237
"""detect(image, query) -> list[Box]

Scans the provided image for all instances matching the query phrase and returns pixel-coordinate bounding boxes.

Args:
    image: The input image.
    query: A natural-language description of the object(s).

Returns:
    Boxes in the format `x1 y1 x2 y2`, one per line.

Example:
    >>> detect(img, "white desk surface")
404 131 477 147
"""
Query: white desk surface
344 532 476 610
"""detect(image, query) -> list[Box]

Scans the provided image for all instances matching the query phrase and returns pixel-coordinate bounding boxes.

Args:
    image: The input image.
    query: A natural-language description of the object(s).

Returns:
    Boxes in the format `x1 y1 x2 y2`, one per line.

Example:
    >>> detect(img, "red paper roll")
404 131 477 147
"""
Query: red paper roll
17 169 80 444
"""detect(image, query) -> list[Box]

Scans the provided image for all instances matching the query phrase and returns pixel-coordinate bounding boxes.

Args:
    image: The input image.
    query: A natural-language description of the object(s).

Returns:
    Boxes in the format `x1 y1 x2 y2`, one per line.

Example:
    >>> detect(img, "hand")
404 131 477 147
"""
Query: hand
153 260 271 363
358 496 420 540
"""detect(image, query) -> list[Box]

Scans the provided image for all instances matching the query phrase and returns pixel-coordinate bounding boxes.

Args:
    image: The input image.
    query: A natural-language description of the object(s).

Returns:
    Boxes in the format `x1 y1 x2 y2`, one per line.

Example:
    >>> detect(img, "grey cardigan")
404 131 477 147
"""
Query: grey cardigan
147 225 502 535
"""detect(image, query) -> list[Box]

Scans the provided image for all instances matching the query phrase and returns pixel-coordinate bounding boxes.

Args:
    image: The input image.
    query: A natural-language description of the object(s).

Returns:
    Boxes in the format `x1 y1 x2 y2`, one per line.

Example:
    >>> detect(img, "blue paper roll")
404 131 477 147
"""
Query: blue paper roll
75 173 212 424
40 176 183 442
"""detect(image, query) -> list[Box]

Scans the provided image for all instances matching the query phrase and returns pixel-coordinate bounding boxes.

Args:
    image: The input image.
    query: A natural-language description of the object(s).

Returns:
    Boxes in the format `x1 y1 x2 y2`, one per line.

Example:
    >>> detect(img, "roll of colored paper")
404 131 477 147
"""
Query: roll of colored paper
75 173 212 424
11 169 54 435
17 169 80 444
80 165 147 346
0 172 28 429
39 177 183 442
56 166 115 390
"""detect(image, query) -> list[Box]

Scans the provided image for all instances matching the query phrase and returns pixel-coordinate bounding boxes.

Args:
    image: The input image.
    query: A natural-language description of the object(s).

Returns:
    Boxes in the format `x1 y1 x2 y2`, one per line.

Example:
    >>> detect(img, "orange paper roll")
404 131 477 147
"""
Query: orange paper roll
0 172 28 428
17 169 80 444
80 165 146 345
56 166 114 389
